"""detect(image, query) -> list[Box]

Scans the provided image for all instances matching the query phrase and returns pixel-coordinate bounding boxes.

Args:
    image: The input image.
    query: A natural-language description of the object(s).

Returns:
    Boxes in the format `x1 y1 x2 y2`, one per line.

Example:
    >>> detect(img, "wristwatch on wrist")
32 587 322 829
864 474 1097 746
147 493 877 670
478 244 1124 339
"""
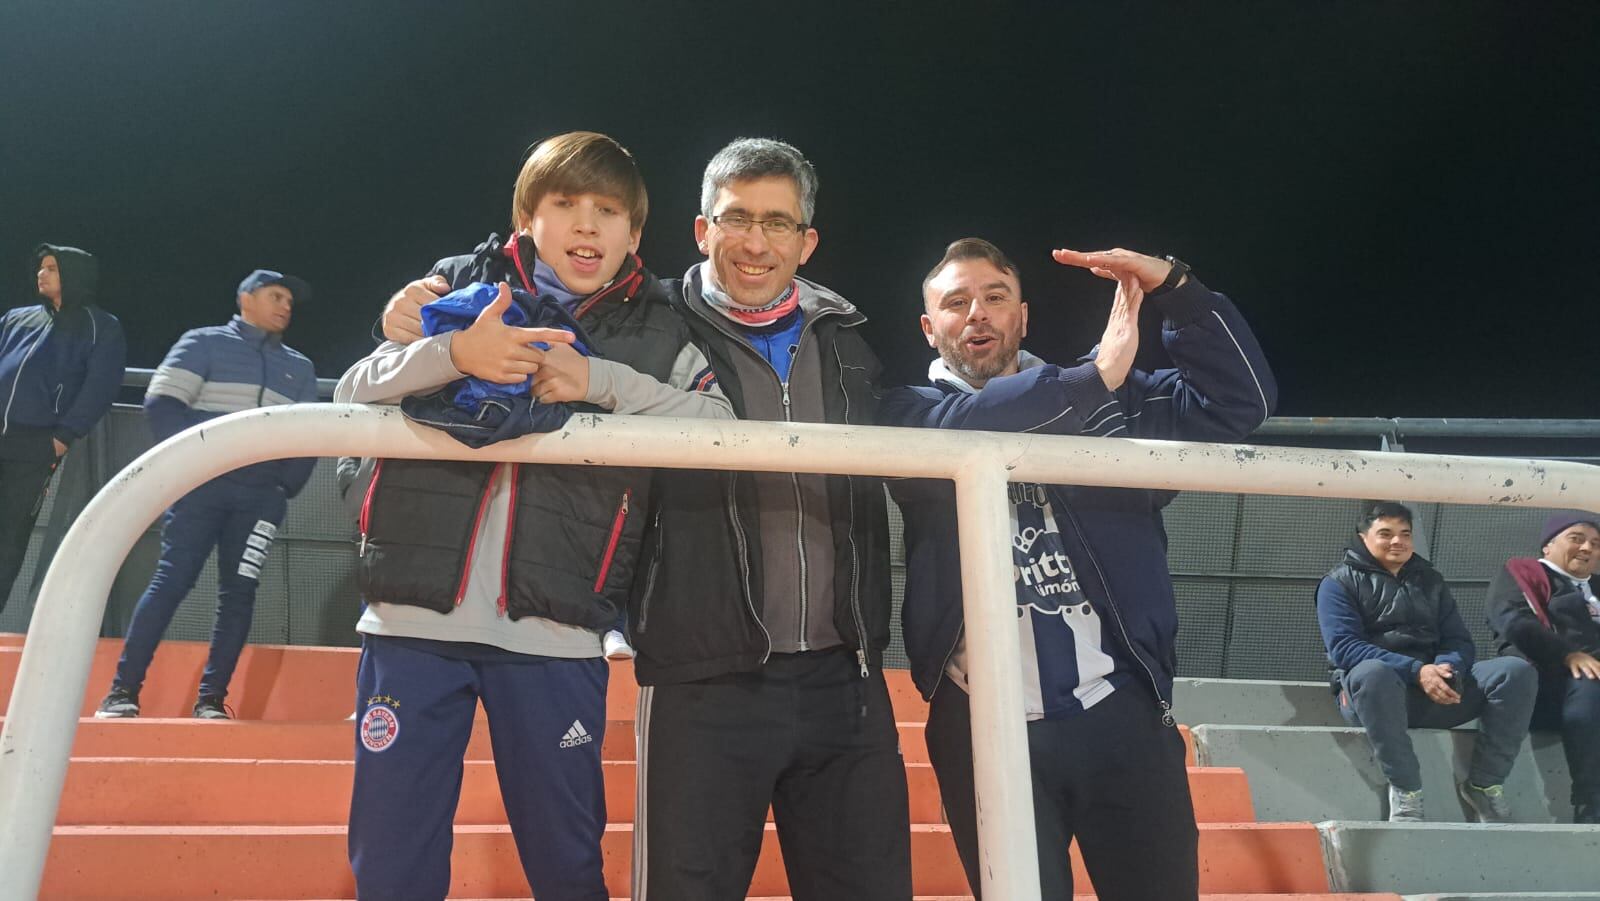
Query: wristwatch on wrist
1149 255 1191 296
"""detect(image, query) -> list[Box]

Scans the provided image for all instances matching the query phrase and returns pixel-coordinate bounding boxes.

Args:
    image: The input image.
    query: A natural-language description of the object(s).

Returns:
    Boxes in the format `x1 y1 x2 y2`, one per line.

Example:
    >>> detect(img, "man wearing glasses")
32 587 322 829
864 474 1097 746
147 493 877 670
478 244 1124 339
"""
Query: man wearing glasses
624 137 911 900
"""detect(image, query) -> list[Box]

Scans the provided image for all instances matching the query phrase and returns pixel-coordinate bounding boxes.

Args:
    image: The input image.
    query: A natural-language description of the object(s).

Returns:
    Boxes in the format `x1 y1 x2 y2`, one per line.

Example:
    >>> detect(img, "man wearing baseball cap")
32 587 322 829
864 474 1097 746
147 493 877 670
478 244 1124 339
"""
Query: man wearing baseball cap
97 269 318 719
1487 511 1600 822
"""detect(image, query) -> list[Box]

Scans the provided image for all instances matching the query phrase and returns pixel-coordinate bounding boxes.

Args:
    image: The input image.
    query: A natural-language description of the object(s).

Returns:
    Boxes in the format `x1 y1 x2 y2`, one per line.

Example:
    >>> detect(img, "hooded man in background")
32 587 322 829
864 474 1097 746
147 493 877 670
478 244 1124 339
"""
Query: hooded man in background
0 244 126 614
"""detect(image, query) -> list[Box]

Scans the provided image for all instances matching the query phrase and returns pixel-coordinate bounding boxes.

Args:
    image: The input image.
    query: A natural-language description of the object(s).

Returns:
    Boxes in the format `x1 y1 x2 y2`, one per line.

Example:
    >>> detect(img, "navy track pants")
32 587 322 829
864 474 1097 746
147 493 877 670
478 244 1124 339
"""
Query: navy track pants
114 478 286 700
348 635 609 901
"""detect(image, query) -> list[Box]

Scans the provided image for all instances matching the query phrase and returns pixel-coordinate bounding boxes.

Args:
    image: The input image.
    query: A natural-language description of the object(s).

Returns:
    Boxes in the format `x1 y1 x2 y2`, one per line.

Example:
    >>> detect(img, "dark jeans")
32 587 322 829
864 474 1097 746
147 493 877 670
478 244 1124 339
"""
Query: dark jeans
1338 656 1538 791
113 479 286 700
1531 669 1600 812
926 683 1199 901
0 457 57 614
633 649 913 901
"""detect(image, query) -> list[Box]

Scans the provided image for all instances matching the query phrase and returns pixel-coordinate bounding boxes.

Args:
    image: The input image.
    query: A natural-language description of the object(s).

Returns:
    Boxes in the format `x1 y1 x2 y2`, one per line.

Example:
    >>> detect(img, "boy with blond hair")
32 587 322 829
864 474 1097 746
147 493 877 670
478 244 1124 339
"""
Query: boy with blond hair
337 131 730 900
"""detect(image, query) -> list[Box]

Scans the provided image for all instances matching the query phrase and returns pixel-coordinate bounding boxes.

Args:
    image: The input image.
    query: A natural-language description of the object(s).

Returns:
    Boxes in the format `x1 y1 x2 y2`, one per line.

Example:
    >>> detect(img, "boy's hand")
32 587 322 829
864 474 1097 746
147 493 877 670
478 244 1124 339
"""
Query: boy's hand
382 274 450 344
449 283 576 384
530 342 591 404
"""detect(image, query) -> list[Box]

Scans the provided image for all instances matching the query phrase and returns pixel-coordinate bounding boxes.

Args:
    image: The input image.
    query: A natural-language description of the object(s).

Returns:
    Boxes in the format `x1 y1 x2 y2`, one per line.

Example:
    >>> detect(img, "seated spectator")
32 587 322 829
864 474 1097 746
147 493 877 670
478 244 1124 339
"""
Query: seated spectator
1486 512 1600 824
1316 501 1537 822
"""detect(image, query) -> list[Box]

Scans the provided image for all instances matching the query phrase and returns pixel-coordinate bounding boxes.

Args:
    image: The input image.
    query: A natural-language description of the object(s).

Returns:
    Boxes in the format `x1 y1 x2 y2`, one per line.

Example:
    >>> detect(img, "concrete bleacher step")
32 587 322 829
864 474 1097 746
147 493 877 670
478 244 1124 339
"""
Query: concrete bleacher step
1174 677 1345 727
43 822 1332 899
1402 895 1600 901
1194 724 1576 823
1318 822 1600 895
53 757 1251 826
1402 895 1600 900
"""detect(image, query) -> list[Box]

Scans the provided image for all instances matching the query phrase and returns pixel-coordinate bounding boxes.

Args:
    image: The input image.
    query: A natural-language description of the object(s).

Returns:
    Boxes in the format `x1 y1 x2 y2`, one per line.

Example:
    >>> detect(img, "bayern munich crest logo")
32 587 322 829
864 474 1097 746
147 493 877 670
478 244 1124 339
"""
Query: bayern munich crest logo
360 705 399 753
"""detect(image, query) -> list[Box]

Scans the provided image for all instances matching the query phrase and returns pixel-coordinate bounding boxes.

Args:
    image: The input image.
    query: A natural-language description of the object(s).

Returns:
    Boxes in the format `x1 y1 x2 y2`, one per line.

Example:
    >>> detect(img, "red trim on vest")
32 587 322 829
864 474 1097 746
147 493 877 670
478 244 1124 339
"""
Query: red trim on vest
498 466 521 617
358 459 385 537
506 236 536 292
593 489 631 593
574 253 644 320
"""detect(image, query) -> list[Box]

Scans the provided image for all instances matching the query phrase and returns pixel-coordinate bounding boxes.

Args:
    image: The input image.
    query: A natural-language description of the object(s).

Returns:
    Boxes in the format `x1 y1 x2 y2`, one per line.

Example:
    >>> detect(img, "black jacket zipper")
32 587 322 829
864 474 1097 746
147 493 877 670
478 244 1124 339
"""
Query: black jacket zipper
688 293 854 661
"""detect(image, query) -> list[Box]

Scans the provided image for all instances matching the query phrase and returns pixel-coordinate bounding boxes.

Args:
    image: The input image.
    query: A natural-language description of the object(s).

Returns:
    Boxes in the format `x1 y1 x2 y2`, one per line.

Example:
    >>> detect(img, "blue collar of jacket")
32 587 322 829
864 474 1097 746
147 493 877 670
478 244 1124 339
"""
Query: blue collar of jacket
229 315 282 347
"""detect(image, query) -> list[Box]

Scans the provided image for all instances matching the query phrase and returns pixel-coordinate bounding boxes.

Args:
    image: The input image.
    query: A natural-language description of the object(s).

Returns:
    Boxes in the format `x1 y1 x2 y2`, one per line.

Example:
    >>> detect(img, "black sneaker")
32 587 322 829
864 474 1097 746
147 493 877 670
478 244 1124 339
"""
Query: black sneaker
94 686 140 719
192 696 232 720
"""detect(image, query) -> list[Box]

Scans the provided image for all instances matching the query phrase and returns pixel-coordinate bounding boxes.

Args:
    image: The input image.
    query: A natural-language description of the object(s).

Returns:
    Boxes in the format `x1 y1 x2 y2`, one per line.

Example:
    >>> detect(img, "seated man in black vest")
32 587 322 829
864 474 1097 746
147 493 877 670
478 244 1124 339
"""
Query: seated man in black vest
1316 501 1537 822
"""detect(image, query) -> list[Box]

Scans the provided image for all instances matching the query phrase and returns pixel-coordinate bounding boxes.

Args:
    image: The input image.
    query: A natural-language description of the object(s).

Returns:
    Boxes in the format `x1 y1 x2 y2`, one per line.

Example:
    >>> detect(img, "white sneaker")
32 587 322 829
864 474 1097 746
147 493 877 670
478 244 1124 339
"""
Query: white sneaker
1459 780 1512 823
603 630 634 660
1388 784 1424 822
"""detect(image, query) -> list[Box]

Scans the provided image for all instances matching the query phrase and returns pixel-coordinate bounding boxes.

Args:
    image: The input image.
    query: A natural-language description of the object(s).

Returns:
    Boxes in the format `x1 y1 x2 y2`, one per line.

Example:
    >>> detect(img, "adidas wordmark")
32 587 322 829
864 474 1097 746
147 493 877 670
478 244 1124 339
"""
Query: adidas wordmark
559 719 594 749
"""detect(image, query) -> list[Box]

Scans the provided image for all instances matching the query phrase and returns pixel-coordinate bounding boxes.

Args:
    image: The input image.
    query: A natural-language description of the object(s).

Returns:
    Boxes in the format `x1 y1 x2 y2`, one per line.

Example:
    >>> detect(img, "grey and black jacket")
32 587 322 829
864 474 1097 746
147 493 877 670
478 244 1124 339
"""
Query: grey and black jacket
626 266 892 685
145 315 318 495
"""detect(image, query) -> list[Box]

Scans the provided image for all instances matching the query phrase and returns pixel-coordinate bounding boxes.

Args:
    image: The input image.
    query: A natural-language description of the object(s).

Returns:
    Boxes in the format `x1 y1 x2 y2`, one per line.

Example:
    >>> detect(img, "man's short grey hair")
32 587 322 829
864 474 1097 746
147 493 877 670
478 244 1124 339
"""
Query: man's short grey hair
700 137 819 223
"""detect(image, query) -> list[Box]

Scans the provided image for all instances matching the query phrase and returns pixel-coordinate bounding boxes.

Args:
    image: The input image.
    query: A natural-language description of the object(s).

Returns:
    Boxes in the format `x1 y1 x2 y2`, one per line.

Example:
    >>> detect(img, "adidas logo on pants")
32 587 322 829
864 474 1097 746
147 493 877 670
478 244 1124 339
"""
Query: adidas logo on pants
560 719 594 749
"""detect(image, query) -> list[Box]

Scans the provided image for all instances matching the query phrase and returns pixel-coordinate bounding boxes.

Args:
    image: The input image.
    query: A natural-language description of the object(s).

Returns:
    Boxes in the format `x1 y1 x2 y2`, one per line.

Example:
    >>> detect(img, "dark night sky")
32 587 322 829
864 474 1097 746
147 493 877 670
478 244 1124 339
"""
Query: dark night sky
4 2 1596 418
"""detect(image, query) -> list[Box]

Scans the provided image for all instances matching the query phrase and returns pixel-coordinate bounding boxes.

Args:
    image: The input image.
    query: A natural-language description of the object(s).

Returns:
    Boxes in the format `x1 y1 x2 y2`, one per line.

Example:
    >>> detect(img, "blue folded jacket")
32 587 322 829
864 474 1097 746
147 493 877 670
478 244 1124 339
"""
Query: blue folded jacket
399 282 597 448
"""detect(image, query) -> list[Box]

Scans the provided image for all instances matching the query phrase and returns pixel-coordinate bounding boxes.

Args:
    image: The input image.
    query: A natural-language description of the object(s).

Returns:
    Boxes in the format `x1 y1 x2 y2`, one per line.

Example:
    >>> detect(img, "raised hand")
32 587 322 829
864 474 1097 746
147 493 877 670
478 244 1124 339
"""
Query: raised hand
382 274 450 344
448 283 576 385
1092 271 1143 391
1052 247 1180 294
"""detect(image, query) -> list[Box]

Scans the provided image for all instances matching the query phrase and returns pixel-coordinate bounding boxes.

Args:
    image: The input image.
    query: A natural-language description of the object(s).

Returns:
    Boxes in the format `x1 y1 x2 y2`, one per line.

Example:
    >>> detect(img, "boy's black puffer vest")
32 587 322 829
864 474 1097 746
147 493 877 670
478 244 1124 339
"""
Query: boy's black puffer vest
358 234 686 629
1327 543 1452 662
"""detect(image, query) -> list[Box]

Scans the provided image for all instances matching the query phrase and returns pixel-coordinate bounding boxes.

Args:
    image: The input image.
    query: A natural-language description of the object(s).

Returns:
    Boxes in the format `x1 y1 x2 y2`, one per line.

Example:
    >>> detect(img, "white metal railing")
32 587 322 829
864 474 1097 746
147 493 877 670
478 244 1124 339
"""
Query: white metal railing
1 404 1596 900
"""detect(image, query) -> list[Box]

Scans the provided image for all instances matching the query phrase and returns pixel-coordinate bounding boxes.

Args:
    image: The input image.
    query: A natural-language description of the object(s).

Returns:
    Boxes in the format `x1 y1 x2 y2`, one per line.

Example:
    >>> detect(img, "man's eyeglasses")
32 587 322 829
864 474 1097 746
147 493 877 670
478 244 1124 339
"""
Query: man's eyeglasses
709 213 809 238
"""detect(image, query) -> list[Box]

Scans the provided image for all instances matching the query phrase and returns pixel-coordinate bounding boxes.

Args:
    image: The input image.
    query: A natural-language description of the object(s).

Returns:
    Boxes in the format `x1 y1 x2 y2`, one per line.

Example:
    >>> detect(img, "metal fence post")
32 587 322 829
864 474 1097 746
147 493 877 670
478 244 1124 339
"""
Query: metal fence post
954 463 1042 901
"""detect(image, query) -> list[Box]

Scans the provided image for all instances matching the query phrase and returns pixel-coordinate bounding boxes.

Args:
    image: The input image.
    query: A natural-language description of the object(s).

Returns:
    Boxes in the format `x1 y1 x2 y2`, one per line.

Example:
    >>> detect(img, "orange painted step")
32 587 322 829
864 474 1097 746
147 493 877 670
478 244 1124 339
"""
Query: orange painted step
55 758 1251 825
2 637 1198 759
279 896 1404 901
738 897 1399 901
43 822 1328 899
1 638 933 721
5 715 1193 767
0 716 958 766
0 640 362 720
